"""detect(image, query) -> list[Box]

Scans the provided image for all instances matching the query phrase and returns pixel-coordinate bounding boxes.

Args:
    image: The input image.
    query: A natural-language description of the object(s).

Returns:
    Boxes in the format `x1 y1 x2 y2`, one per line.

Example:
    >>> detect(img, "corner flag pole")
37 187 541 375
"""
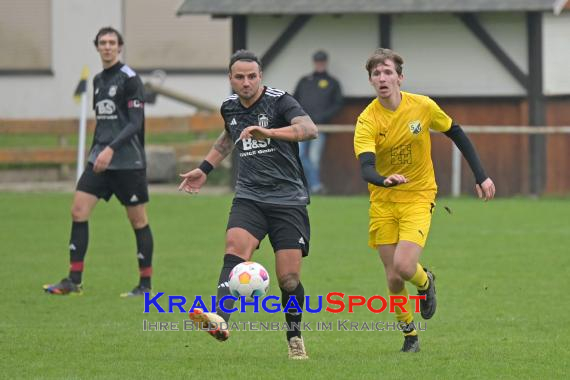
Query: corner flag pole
74 66 89 183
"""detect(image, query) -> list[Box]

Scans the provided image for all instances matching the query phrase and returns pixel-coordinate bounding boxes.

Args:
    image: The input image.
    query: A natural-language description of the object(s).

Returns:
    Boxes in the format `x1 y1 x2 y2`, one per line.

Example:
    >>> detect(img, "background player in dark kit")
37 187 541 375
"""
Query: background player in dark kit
44 27 154 297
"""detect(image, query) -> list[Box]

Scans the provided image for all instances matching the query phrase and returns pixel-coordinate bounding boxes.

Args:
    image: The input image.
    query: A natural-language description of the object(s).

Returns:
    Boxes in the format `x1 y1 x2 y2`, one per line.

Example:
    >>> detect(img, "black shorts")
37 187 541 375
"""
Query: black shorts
76 163 149 206
227 198 311 257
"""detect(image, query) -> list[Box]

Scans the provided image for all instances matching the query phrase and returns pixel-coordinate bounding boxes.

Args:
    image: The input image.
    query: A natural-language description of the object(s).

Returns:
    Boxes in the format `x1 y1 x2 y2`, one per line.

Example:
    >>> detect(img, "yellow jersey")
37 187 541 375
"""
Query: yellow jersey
354 91 452 203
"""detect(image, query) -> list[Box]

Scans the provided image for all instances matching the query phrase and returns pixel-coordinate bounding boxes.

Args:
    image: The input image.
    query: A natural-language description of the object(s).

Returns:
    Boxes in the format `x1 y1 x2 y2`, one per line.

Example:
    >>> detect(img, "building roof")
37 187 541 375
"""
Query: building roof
178 0 569 16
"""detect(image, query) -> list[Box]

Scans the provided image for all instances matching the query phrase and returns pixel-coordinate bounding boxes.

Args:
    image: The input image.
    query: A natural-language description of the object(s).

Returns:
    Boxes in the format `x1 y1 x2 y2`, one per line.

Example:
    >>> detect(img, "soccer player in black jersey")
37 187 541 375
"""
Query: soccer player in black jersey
44 27 154 297
179 50 317 359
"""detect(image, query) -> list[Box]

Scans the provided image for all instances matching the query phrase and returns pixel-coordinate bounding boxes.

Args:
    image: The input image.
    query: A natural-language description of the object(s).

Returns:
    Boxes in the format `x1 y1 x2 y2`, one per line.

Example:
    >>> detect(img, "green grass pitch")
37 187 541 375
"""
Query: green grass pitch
1 192 569 378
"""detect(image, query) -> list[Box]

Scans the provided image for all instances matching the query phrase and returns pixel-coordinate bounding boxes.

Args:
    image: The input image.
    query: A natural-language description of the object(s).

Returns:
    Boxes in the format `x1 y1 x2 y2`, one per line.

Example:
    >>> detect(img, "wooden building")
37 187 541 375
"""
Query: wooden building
178 0 570 196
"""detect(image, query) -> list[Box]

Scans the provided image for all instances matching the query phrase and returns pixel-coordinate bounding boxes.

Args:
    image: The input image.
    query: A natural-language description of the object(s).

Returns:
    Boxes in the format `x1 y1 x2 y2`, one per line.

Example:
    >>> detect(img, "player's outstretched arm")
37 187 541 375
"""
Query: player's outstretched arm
443 123 495 201
358 152 408 187
178 131 233 194
239 115 318 142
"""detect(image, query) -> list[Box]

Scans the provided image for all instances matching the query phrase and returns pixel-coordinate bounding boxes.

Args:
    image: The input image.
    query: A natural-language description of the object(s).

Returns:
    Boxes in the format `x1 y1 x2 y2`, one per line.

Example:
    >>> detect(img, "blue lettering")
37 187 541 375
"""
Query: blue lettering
218 295 238 313
283 296 302 314
262 295 281 313
144 292 165 313
239 296 260 313
168 295 187 313
305 295 323 313
188 296 209 312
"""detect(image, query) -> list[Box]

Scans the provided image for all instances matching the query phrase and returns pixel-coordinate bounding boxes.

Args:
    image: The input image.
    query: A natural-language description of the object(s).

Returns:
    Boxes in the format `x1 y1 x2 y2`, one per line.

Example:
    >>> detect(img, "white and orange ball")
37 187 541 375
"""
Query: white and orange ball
228 261 270 301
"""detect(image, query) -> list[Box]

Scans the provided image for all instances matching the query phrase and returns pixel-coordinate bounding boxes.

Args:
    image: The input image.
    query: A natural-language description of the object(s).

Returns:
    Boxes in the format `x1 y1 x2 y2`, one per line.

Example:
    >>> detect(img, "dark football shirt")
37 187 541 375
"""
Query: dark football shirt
90 62 146 169
221 86 310 205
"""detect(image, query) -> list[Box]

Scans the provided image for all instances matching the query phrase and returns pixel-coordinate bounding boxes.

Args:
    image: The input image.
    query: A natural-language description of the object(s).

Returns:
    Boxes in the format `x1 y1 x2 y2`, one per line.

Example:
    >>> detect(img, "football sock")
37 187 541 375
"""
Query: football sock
68 221 88 284
388 286 417 336
401 322 418 337
216 254 245 322
281 282 305 341
408 263 429 291
135 225 154 289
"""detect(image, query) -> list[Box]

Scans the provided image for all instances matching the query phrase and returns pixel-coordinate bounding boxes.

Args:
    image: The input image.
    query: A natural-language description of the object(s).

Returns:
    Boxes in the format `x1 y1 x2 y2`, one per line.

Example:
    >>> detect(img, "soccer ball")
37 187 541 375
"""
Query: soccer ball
228 261 270 301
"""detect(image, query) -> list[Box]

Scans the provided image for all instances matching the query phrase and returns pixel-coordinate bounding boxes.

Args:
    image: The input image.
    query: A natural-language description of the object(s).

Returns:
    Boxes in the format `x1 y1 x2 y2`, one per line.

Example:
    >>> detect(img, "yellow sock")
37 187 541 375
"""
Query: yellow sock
388 287 417 336
409 263 429 291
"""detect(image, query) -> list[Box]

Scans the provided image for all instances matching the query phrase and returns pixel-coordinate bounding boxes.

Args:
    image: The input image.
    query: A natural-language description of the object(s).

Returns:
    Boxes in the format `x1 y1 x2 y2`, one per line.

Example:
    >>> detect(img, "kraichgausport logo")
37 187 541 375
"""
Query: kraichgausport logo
144 292 426 314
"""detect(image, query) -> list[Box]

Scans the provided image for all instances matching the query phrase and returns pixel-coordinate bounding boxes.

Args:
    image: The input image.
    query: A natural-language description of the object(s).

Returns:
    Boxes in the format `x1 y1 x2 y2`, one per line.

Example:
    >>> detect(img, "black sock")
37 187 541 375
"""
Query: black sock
281 282 305 341
135 225 153 289
215 254 245 322
68 221 88 284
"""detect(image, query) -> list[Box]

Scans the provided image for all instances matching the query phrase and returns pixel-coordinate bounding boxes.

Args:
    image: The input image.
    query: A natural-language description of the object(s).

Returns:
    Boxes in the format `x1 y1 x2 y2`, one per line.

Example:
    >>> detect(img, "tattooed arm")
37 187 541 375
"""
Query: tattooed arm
206 130 234 165
239 115 318 142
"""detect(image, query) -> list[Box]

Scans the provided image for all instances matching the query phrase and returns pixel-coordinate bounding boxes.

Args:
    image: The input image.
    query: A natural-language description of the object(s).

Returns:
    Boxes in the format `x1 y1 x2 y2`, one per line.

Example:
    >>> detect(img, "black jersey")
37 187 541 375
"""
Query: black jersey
90 62 146 169
294 71 343 124
221 86 310 205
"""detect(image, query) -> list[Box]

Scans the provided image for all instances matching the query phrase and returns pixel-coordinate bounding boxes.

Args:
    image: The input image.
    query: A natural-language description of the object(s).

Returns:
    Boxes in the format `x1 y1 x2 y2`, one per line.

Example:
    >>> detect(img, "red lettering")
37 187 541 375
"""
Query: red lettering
325 292 345 313
389 295 408 313
409 295 425 313
348 295 366 312
366 295 388 313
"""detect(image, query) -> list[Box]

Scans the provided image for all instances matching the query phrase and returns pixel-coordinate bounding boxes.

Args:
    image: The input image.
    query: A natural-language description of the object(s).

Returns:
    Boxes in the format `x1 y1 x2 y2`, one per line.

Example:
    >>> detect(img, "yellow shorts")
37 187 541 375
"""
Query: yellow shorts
368 201 434 248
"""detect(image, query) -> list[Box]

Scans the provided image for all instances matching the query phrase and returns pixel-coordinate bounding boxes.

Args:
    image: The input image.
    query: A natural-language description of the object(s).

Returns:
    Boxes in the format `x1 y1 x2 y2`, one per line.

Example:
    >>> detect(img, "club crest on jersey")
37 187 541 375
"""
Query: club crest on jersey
409 120 422 135
258 114 269 128
108 85 117 97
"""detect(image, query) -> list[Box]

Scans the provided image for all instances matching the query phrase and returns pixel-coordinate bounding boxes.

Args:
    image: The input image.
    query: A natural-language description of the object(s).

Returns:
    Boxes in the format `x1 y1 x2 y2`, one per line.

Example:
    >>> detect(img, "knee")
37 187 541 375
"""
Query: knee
393 260 415 280
129 215 148 230
278 273 300 292
225 235 256 260
225 235 242 254
386 274 404 293
71 203 88 222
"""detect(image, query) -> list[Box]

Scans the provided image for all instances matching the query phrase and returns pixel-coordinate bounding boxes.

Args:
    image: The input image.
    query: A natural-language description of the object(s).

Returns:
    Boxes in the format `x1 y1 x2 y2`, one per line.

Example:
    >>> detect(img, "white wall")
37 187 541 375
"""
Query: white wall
251 13 536 98
543 12 570 95
0 0 229 119
248 14 378 96
1 6 568 120
0 0 120 119
394 13 527 96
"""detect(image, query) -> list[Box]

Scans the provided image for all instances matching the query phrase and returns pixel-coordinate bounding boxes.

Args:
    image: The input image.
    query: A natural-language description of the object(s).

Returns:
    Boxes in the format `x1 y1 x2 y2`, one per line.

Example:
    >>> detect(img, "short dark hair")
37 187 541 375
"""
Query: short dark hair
313 50 328 62
229 50 262 72
365 48 404 77
93 27 124 48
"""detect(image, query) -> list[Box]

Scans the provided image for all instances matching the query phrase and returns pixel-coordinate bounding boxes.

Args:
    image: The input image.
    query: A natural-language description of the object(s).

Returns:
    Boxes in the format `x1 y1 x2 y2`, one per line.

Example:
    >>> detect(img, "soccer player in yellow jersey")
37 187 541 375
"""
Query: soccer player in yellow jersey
354 48 495 352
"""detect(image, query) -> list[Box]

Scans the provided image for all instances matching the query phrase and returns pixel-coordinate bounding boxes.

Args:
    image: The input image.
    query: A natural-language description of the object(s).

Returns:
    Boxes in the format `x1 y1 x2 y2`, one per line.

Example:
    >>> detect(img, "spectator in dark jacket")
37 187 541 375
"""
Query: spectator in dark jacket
294 50 343 194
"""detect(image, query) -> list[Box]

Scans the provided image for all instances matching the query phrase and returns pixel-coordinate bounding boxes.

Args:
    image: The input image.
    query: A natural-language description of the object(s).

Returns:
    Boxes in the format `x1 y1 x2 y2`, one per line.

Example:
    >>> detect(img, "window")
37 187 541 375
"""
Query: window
0 0 51 74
